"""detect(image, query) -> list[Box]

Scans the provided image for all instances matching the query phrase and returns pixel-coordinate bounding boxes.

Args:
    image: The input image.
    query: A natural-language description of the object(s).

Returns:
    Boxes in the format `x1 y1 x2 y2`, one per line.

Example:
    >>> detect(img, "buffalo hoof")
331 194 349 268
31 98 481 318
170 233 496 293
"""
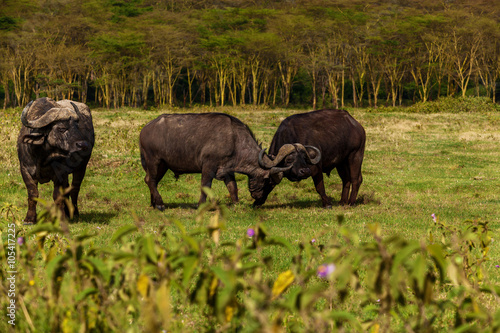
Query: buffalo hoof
155 204 165 211
23 221 34 226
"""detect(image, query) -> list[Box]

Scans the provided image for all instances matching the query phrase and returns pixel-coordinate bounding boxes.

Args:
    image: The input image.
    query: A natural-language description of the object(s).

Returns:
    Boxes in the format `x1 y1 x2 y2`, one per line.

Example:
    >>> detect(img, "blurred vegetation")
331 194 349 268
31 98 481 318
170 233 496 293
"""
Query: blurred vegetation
1 191 500 332
2 0 500 109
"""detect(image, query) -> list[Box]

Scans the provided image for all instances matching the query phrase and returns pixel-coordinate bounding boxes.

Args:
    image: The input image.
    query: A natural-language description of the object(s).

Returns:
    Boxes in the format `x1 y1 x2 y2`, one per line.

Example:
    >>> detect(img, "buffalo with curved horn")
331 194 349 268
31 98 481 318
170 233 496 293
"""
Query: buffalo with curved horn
139 113 321 209
267 109 366 207
17 97 95 224
259 143 321 180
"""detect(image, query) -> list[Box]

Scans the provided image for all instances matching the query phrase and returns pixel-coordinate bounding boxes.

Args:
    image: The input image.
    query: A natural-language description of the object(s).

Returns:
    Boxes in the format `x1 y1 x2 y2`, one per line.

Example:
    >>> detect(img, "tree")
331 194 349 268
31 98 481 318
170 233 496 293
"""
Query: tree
3 0 500 108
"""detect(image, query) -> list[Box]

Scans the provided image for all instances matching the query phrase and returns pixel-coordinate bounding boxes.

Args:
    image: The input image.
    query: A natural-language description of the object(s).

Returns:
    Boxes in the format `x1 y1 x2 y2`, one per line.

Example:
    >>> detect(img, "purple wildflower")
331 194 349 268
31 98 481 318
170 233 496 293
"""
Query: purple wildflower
317 263 336 279
431 213 437 222
247 228 255 237
311 238 316 244
17 237 24 245
496 265 499 268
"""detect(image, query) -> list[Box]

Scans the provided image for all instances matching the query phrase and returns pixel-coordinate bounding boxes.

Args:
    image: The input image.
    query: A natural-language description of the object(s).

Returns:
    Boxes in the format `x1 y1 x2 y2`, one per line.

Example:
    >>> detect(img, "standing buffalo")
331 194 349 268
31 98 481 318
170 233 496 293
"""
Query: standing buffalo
267 109 366 207
17 97 94 224
139 113 321 209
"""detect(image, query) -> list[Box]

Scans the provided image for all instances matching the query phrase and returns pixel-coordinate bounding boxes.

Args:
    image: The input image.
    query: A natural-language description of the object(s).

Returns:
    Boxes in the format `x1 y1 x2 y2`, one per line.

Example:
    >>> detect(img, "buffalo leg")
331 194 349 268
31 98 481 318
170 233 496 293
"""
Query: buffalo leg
199 170 215 204
336 163 351 205
223 173 239 203
144 159 168 211
70 163 88 218
21 170 39 224
53 176 70 218
347 151 364 205
311 168 332 208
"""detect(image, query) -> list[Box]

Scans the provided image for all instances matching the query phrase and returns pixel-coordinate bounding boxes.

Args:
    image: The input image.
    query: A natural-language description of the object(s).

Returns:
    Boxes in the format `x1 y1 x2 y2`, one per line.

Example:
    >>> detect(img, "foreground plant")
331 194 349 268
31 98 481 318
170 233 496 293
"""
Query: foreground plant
0 193 499 332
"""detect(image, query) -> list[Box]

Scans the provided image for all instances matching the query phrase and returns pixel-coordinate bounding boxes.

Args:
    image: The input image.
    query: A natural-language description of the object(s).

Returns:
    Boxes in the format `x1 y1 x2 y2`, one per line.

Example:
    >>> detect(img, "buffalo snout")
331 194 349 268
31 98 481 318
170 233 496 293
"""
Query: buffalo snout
75 140 90 151
298 167 311 178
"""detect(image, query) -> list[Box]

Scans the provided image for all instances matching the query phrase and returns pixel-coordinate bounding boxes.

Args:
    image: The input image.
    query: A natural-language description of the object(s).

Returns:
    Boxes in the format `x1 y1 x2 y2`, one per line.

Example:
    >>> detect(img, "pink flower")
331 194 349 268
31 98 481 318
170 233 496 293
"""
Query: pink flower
247 228 255 237
17 237 24 245
317 263 336 278
311 238 316 244
431 213 437 222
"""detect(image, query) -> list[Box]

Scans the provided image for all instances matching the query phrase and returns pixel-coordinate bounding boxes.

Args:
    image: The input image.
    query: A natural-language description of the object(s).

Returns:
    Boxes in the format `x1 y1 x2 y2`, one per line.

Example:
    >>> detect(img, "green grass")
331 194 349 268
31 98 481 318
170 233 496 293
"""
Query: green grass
1 105 500 273
2 104 500 331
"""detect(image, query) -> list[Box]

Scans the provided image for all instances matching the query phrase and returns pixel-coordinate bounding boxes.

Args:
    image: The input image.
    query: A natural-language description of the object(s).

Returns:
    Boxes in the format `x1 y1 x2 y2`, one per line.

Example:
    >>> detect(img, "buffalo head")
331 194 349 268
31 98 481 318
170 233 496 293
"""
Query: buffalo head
251 143 321 206
21 100 90 159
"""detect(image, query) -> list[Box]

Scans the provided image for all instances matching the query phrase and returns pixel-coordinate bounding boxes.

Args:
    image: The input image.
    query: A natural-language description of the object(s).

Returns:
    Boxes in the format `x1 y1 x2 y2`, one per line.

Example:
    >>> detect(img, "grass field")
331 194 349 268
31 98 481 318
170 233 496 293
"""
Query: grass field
2 106 499 245
1 103 500 330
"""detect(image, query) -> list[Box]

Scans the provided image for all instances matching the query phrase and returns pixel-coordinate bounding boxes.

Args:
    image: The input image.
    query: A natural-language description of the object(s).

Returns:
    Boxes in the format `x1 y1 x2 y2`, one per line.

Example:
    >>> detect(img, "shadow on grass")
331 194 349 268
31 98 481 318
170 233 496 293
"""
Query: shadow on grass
261 192 379 210
262 200 323 209
163 202 198 210
163 199 245 210
73 211 118 224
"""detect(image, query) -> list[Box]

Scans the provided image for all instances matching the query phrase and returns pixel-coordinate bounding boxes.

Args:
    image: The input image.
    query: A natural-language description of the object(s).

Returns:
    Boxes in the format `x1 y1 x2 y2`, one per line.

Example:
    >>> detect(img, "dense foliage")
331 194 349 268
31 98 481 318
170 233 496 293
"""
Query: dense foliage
2 0 500 109
1 191 499 332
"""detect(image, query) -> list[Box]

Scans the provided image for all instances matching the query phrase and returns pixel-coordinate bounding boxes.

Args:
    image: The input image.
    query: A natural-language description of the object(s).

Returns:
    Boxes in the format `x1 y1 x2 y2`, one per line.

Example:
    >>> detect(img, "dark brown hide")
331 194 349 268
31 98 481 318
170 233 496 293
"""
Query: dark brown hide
268 109 366 207
17 97 95 224
139 113 310 210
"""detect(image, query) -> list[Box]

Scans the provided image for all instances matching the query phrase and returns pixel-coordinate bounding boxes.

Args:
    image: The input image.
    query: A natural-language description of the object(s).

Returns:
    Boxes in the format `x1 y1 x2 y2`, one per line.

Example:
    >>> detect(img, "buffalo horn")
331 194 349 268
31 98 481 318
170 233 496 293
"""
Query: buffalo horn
269 164 293 175
20 101 34 128
258 148 294 173
70 101 82 118
258 144 296 169
304 145 321 165
20 101 80 129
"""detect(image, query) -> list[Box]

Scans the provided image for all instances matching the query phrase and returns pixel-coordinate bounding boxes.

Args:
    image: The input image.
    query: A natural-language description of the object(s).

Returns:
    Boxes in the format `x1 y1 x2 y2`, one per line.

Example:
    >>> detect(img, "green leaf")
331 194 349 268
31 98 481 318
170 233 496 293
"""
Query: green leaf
46 254 69 282
367 223 381 237
181 234 200 252
238 262 260 273
265 236 293 251
156 281 171 325
391 241 420 273
111 250 136 261
75 287 98 302
427 243 447 281
142 235 157 263
211 266 235 288
412 254 427 293
328 311 362 330
110 225 138 244
28 223 63 235
46 254 69 297
182 256 199 288
75 232 97 242
283 287 301 311
85 257 111 282
215 285 234 322
172 219 187 235
298 284 328 310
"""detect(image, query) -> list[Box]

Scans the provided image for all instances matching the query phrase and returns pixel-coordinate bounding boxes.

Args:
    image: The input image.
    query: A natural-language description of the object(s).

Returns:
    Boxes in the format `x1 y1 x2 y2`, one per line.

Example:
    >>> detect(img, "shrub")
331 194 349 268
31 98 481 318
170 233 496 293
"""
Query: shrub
1 192 499 332
407 97 500 114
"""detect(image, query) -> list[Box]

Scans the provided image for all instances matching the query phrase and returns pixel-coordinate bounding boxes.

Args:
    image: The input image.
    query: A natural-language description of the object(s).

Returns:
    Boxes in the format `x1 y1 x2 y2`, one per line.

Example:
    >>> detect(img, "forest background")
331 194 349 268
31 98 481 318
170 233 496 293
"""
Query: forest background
1 0 500 110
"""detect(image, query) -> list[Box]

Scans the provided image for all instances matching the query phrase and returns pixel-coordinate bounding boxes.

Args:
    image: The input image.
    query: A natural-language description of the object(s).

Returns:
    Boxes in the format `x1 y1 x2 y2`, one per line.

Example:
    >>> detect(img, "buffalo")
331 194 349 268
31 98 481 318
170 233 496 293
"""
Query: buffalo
267 109 366 207
139 113 321 209
17 97 95 224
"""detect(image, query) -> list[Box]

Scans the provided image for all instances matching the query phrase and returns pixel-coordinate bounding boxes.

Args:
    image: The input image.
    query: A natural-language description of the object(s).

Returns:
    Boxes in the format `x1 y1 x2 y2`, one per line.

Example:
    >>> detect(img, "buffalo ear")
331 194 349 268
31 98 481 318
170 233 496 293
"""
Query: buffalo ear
22 133 45 145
